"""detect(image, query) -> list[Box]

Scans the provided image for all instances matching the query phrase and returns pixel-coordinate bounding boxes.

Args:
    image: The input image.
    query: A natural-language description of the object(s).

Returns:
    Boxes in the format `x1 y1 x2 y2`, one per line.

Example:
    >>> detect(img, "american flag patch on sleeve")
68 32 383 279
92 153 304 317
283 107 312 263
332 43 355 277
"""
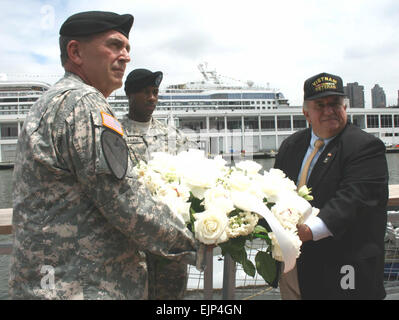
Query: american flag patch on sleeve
101 111 124 136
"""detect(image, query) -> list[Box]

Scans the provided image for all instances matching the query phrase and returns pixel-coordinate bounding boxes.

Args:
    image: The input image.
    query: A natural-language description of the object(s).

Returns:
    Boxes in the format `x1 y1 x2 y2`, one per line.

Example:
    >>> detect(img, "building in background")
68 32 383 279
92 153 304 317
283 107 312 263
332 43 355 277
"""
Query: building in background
372 84 387 108
344 82 365 108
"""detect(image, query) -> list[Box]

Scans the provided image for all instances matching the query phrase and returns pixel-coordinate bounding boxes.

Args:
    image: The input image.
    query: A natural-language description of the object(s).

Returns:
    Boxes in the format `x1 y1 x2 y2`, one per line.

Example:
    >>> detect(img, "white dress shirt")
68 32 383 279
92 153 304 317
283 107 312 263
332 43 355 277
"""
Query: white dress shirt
297 130 334 241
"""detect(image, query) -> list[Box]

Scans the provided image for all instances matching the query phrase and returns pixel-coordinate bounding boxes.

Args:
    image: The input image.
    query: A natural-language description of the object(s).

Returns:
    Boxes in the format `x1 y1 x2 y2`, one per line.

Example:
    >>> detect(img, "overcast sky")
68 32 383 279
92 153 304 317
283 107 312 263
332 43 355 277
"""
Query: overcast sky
0 0 398 107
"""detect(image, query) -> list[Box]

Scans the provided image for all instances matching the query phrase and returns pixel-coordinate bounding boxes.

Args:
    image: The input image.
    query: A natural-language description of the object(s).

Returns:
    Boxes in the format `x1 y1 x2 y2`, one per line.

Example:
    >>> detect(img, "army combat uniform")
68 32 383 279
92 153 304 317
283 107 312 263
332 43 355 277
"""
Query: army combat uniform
9 72 199 299
120 115 198 300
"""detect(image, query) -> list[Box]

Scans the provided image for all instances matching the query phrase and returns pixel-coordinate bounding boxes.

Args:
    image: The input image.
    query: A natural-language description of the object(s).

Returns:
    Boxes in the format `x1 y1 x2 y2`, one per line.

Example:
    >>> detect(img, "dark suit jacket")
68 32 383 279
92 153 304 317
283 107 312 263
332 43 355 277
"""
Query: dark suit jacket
274 123 388 299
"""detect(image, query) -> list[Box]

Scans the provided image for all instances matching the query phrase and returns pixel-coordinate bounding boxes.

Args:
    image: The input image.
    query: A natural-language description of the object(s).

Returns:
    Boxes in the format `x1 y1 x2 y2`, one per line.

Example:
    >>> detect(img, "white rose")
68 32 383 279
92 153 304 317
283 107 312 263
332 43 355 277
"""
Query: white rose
236 160 262 175
194 210 229 245
203 185 235 215
268 168 286 179
176 151 224 199
227 170 252 192
148 152 179 182
260 169 297 203
231 190 262 212
213 155 228 170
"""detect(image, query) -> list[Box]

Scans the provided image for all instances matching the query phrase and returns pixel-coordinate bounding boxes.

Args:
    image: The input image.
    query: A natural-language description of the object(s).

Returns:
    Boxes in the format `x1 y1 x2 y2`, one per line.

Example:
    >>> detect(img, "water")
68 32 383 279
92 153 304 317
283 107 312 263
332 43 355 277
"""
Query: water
1 154 399 299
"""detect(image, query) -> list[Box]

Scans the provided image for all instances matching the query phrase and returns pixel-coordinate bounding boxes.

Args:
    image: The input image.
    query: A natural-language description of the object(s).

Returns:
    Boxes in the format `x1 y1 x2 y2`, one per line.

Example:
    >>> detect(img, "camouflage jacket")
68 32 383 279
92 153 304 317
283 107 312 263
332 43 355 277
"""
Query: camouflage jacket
120 115 198 165
9 72 198 300
120 116 198 299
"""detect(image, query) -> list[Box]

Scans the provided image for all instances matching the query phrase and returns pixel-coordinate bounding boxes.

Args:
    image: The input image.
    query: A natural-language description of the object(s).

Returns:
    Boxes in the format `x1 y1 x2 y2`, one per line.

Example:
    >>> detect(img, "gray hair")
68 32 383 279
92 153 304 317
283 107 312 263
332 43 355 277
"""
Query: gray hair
303 96 348 110
59 35 95 66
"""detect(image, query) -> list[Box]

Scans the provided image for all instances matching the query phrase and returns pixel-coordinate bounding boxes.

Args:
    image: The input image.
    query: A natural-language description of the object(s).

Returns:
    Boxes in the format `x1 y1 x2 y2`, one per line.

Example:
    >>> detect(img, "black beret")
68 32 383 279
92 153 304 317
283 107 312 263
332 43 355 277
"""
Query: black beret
60 11 134 39
124 69 163 95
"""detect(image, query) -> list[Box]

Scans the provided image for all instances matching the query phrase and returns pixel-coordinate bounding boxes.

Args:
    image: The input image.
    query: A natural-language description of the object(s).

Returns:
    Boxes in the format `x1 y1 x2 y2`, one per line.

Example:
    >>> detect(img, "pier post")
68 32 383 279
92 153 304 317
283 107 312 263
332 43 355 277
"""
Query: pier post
222 253 236 300
203 246 213 299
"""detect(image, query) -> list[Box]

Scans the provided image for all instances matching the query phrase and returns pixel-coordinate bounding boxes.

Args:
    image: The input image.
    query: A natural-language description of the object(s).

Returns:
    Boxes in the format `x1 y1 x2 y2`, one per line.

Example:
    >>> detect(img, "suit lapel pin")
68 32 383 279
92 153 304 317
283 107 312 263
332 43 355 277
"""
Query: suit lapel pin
323 153 332 163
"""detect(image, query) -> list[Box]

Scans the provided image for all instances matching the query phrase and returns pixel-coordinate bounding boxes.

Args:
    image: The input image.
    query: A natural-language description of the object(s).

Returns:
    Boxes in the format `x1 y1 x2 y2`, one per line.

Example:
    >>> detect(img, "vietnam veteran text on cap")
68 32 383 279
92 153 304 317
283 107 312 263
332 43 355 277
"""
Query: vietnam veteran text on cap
60 11 134 39
124 69 163 95
304 72 345 100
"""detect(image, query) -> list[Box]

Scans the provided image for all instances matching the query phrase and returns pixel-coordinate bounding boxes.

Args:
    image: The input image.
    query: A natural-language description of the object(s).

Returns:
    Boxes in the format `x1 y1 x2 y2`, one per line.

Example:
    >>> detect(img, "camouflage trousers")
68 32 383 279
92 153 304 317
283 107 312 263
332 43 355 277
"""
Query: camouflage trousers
146 252 188 300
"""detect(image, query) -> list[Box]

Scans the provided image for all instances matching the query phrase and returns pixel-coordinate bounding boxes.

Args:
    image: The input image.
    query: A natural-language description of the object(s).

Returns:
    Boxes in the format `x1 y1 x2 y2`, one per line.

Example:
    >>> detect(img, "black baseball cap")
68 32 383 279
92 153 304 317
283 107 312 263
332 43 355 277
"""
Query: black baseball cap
304 72 345 100
124 69 163 95
60 11 134 39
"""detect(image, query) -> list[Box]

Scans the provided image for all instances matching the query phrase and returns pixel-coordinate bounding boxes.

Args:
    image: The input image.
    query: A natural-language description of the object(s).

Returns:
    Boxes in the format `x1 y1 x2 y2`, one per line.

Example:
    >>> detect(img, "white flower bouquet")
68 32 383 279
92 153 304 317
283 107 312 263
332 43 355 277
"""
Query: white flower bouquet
134 149 319 286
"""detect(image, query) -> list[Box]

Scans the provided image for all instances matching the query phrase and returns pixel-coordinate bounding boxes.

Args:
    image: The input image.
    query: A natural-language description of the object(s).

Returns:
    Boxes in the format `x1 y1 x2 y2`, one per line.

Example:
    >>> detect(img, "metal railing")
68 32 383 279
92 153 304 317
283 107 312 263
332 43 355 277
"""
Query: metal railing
184 210 399 300
1 210 399 300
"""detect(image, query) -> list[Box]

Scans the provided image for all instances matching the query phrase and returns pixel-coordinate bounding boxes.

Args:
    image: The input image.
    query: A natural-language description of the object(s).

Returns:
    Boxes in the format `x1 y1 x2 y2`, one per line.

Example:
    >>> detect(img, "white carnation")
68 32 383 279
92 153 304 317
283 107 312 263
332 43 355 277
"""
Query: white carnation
226 211 259 238
271 202 302 232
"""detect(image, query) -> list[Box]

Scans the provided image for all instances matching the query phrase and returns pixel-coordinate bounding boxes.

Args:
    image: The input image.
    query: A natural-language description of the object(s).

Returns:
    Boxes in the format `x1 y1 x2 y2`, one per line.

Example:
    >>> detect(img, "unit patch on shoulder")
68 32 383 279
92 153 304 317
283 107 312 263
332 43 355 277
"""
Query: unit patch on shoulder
101 130 128 180
101 111 124 136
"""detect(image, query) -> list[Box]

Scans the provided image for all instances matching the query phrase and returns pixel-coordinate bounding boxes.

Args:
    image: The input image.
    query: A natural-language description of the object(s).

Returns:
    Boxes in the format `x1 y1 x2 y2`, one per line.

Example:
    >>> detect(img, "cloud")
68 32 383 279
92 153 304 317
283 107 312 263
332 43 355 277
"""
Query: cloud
0 0 398 106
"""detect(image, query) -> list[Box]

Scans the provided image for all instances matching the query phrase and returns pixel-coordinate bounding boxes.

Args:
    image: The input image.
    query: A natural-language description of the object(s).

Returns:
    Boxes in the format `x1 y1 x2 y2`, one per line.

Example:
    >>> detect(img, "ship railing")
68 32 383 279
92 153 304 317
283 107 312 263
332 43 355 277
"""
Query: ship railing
1 186 399 299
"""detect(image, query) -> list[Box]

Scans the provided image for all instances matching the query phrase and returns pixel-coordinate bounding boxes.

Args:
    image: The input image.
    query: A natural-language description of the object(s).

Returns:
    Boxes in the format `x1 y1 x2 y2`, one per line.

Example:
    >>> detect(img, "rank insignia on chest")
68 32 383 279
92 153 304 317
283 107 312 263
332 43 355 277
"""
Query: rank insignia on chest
101 111 124 136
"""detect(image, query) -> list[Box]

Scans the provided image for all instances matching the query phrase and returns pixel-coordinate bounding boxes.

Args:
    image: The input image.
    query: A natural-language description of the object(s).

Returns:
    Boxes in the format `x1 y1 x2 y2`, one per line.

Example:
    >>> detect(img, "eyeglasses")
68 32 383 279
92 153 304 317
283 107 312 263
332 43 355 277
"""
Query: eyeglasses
311 102 344 112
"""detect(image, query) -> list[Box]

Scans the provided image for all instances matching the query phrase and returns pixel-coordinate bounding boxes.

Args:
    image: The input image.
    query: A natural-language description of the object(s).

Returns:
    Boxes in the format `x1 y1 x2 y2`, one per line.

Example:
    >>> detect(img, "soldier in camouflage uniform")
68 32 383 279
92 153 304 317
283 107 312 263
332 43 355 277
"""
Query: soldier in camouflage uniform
121 69 199 299
9 11 201 300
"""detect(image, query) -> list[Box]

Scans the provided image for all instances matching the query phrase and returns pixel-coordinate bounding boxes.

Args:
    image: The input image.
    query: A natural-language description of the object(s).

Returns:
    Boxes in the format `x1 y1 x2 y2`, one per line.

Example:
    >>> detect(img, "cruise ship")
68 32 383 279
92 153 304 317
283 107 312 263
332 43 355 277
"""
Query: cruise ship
1 65 399 165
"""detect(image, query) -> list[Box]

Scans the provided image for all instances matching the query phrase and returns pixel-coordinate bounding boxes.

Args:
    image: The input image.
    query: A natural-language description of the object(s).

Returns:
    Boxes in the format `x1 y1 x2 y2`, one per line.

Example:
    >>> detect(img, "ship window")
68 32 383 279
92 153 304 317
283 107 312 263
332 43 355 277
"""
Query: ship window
227 117 242 130
179 117 206 133
293 115 307 129
209 117 225 131
244 117 259 130
352 115 365 129
261 116 275 131
366 115 379 128
277 116 291 130
0 123 18 139
380 115 392 128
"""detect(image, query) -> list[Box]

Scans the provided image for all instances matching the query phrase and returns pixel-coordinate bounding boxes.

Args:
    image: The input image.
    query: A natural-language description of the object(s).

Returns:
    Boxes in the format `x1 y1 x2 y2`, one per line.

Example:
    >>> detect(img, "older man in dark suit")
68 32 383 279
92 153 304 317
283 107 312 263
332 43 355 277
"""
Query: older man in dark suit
275 72 388 300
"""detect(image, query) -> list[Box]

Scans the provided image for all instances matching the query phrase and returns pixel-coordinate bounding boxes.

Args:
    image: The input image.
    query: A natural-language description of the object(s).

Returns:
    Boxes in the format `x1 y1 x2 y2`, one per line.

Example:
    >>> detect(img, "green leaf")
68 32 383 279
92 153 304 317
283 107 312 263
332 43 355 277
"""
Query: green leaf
242 258 256 277
253 233 271 243
219 238 247 263
253 225 268 234
219 237 257 278
189 193 205 213
255 251 280 288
